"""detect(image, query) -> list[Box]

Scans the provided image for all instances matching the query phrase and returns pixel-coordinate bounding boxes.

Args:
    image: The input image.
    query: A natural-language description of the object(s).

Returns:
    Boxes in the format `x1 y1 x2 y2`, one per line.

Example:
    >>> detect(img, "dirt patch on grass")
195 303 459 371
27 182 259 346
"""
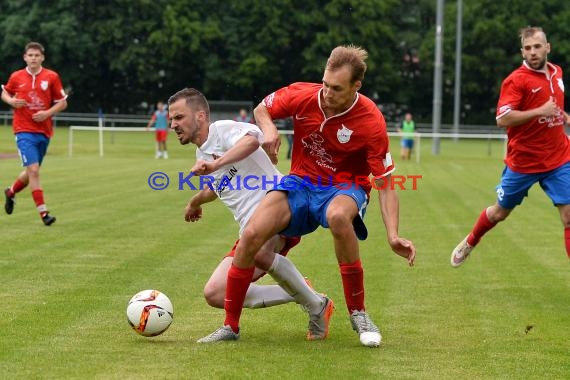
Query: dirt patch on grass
0 153 18 159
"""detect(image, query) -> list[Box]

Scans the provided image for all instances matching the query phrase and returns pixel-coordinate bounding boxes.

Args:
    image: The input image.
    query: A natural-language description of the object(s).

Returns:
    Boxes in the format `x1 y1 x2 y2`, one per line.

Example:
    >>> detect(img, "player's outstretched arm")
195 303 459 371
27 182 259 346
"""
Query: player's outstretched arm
185 187 217 222
375 175 416 267
191 134 260 175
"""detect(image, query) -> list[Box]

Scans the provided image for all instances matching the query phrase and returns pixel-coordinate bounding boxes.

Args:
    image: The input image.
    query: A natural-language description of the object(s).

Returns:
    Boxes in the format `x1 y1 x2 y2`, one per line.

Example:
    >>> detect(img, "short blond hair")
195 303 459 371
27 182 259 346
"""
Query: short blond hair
519 26 546 46
326 45 368 83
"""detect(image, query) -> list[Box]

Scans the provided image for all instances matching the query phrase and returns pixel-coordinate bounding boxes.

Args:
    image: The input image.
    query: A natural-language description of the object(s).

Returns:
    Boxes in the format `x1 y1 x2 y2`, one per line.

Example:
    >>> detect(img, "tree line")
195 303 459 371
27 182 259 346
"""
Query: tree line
1 0 569 124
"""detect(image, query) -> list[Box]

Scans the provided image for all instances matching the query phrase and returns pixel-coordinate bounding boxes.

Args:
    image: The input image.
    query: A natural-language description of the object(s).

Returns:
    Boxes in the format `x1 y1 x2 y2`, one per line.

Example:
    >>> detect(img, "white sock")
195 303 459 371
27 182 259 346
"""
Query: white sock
268 254 323 314
243 283 294 308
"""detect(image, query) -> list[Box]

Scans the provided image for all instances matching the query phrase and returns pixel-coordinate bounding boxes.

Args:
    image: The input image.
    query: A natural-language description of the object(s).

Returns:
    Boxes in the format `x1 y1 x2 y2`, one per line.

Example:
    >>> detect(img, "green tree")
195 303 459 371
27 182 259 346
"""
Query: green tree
1 0 569 121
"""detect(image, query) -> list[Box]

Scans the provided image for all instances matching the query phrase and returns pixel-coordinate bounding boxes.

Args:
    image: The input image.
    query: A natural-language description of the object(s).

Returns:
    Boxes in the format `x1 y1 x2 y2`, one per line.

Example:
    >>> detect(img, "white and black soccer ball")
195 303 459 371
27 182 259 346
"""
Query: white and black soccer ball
127 289 173 337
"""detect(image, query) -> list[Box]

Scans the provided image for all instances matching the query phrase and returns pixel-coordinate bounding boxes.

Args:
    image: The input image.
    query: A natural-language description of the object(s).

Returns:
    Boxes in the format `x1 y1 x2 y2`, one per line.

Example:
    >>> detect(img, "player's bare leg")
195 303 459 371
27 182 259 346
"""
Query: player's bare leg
558 204 570 258
327 194 381 347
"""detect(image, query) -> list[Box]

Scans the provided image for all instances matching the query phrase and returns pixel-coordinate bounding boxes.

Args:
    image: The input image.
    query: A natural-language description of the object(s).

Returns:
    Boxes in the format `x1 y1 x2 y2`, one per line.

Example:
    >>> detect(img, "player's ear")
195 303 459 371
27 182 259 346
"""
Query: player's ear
354 80 362 92
196 110 207 122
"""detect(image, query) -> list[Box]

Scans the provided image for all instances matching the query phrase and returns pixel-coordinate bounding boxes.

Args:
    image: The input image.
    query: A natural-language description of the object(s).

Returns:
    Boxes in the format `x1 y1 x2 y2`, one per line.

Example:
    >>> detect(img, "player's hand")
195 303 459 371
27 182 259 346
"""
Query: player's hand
389 236 416 267
32 110 50 122
184 203 203 222
10 97 27 109
190 160 217 175
261 129 281 164
538 96 558 117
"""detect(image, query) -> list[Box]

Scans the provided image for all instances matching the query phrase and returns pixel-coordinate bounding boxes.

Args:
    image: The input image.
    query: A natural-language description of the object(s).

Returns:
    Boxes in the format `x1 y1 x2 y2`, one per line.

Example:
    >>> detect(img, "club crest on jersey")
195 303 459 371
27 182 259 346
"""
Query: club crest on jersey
40 80 48 91
557 78 564 92
337 125 353 144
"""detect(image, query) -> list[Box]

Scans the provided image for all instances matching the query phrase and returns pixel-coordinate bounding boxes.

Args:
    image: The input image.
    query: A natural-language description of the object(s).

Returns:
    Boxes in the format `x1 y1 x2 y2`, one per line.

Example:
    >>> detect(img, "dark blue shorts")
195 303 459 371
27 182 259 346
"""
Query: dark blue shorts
16 132 50 166
496 162 570 209
271 175 369 240
401 138 414 149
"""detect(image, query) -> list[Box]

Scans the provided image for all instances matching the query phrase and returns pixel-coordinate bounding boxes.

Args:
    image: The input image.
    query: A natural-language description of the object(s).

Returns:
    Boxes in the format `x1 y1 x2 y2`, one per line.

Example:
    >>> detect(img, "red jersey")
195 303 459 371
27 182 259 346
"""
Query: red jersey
2 67 67 138
496 61 570 173
262 82 394 194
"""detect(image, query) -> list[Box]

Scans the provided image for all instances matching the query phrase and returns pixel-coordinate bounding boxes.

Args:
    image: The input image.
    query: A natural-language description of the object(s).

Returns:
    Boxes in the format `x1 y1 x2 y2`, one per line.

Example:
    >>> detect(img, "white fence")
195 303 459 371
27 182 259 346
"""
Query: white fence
67 124 507 162
387 132 507 163
68 125 153 157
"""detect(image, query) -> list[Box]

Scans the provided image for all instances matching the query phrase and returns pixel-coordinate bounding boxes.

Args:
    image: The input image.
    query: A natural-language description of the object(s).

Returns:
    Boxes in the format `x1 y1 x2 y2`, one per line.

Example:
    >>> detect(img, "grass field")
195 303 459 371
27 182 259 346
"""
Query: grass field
0 125 569 379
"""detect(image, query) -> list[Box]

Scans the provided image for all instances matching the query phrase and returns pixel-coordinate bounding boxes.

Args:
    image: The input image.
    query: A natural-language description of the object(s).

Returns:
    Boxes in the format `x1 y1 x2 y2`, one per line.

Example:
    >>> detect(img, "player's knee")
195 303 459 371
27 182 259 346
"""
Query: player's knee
26 165 40 177
203 283 224 308
488 205 510 223
327 209 353 233
240 228 267 255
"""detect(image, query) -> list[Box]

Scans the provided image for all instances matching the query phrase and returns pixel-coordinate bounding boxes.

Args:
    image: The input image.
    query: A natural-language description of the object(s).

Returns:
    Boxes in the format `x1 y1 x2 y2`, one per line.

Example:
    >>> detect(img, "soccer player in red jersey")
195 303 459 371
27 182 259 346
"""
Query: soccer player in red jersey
197 45 416 347
1 42 68 225
451 26 570 267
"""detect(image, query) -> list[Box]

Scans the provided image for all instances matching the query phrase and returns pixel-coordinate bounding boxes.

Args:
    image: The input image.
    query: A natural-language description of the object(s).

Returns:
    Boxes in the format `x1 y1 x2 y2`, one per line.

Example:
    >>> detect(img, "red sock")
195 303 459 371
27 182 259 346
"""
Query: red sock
8 179 27 197
467 208 497 246
340 260 365 314
31 189 48 217
224 264 255 333
564 227 570 259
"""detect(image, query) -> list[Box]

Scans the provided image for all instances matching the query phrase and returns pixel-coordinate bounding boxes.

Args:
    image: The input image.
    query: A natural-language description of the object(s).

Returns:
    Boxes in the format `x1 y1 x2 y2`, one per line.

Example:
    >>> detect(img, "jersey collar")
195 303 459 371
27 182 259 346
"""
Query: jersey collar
317 87 360 119
25 66 43 76
522 61 557 77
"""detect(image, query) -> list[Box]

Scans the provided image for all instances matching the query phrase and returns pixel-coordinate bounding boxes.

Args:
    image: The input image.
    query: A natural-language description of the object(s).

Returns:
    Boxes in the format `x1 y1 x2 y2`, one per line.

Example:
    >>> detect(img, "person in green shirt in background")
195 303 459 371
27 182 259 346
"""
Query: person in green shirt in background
397 112 415 160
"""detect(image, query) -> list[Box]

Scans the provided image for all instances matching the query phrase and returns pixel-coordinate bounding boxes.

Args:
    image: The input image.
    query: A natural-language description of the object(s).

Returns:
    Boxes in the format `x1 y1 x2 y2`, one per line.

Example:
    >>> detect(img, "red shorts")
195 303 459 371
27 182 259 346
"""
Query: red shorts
225 236 301 258
155 130 168 142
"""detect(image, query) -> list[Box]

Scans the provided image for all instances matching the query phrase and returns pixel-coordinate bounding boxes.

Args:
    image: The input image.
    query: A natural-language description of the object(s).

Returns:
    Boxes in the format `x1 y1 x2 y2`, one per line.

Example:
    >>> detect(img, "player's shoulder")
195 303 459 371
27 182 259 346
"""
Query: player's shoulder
500 65 530 90
549 62 564 76
504 65 526 80
289 82 320 89
40 68 62 80
9 68 28 79
356 93 383 118
286 82 321 95
358 92 380 108
211 120 261 134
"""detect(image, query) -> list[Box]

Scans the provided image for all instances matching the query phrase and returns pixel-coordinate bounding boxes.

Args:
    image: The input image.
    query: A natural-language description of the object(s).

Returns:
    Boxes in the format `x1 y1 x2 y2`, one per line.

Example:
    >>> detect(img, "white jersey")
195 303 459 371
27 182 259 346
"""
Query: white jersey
196 120 282 235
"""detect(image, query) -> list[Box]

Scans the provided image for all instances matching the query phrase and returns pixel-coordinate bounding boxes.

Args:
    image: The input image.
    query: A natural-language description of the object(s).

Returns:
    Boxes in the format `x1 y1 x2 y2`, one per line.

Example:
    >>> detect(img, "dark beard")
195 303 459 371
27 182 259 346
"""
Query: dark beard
527 57 547 70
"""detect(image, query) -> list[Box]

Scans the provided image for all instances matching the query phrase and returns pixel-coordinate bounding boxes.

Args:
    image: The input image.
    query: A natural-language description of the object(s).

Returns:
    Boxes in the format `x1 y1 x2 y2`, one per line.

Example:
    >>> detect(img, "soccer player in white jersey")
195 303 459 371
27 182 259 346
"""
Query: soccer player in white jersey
168 88 334 342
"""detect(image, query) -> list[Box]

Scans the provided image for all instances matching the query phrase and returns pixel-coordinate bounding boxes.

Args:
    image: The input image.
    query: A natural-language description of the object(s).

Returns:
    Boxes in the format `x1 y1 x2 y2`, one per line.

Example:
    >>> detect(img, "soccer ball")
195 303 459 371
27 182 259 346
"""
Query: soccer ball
127 289 174 337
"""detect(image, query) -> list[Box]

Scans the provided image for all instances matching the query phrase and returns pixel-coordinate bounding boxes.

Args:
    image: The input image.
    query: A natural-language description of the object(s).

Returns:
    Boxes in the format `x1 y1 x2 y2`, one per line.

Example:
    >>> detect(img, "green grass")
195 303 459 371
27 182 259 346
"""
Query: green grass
0 125 569 379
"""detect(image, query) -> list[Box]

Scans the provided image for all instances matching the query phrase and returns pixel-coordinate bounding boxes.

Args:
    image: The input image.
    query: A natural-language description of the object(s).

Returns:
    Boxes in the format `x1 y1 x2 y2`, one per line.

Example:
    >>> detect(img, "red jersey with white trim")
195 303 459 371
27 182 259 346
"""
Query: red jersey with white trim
496 62 570 173
2 67 67 138
261 82 394 194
